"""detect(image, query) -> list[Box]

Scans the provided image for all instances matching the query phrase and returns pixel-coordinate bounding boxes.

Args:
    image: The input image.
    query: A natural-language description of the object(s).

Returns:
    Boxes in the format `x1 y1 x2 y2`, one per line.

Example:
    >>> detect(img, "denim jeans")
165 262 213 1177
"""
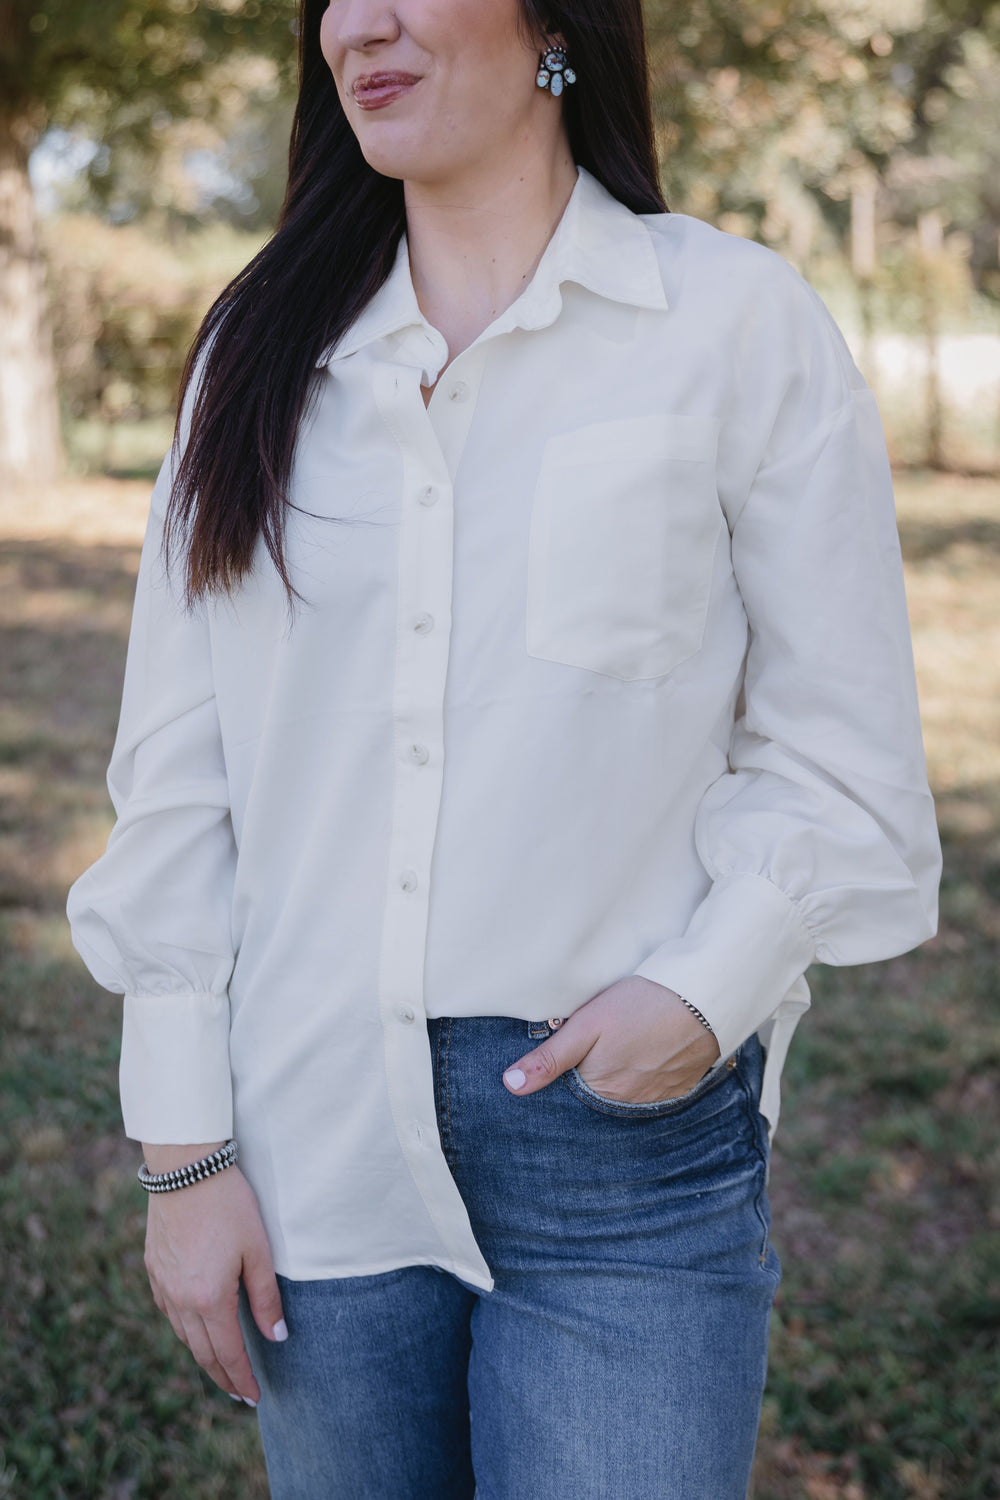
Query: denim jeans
239 1018 780 1499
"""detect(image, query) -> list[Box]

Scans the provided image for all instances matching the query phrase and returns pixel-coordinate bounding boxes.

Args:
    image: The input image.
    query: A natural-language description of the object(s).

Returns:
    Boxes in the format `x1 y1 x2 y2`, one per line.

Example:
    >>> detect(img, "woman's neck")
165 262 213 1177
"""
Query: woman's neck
403 145 579 360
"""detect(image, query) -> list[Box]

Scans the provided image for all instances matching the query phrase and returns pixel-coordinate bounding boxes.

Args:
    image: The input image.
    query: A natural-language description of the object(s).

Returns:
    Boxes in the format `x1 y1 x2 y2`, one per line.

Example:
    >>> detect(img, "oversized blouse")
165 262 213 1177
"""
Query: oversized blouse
67 165 941 1291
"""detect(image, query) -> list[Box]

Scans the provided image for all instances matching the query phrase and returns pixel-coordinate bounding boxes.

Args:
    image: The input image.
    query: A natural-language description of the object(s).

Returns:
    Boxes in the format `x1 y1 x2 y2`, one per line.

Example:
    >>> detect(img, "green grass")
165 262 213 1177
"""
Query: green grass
1 477 998 1498
758 951 1000 1499
752 470 1000 1500
64 418 175 481
0 527 267 1497
0 926 270 1499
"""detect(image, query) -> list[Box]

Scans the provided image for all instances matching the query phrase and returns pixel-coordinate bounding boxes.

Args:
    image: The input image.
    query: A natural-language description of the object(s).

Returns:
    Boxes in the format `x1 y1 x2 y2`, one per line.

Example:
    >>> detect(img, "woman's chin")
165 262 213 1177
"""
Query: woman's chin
356 138 424 183
354 132 475 191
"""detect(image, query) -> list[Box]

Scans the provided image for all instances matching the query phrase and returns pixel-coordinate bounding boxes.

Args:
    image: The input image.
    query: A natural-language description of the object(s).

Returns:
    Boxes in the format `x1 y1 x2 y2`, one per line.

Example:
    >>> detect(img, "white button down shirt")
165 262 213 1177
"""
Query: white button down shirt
67 165 941 1291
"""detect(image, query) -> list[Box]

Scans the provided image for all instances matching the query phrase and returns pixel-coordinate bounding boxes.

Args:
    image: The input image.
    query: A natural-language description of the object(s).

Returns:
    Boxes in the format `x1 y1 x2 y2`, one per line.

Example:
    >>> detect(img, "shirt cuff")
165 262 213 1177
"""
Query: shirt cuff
631 874 817 1059
120 992 234 1143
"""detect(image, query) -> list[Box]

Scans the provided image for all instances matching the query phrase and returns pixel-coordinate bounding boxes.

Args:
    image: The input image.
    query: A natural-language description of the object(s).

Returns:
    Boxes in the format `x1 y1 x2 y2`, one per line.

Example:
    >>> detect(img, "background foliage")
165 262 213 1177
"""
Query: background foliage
10 0 999 475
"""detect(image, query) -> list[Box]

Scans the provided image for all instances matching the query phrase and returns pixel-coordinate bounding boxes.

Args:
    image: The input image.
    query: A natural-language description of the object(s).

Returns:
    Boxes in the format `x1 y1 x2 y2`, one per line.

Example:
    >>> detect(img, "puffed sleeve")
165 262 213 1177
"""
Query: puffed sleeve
66 425 237 1144
633 275 941 1060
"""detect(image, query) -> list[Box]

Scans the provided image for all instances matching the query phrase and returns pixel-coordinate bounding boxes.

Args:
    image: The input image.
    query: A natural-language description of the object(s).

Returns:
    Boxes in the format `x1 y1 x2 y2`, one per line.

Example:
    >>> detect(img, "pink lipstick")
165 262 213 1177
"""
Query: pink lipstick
352 72 420 109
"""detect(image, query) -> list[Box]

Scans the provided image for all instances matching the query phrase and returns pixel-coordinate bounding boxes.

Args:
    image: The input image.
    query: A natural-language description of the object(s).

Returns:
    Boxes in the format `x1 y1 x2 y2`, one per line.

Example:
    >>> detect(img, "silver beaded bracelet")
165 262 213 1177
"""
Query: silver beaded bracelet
679 996 715 1034
137 1139 239 1194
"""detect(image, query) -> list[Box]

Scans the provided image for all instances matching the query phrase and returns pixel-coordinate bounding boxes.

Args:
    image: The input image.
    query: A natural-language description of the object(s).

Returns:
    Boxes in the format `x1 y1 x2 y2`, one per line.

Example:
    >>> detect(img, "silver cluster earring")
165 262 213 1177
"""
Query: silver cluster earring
536 45 576 97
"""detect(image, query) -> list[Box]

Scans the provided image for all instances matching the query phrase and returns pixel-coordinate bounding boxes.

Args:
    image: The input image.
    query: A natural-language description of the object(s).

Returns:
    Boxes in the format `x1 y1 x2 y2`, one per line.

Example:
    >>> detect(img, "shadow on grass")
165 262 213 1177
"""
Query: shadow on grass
0 539 141 913
898 516 1000 561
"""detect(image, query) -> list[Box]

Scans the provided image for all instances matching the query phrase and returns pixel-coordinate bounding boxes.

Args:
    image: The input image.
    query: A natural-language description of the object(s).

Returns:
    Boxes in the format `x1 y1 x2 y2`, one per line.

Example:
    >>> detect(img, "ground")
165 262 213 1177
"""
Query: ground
0 471 997 1499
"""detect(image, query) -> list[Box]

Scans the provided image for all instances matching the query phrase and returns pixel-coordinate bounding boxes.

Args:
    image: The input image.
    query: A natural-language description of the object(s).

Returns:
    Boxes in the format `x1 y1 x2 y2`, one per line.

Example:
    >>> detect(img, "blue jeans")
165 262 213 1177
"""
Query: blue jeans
239 1018 780 1499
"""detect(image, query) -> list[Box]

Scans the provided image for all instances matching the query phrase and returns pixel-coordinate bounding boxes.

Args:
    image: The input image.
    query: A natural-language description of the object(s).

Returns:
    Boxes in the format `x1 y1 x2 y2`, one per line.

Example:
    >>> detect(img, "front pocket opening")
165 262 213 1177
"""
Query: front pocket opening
565 1047 740 1117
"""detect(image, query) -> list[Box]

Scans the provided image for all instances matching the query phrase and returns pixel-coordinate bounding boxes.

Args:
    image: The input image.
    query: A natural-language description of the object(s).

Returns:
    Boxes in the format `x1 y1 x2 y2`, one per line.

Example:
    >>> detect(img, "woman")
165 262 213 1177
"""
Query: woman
67 1 941 1496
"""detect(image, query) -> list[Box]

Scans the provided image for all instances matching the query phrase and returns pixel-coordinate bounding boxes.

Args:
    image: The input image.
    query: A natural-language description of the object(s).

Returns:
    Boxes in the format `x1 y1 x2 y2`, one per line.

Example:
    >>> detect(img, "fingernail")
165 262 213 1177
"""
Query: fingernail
273 1318 288 1342
504 1068 526 1091
228 1393 242 1401
243 1396 258 1408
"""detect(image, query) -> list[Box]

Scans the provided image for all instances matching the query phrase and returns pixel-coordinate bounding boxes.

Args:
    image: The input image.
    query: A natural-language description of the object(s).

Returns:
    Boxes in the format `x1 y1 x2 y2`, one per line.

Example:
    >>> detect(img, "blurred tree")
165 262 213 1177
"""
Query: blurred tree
646 0 1000 289
0 0 296 485
2 0 998 485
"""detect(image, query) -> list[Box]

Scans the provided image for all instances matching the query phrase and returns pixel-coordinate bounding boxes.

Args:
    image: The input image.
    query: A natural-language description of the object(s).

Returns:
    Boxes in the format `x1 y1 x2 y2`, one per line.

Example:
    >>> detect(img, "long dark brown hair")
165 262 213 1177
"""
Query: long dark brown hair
166 0 667 602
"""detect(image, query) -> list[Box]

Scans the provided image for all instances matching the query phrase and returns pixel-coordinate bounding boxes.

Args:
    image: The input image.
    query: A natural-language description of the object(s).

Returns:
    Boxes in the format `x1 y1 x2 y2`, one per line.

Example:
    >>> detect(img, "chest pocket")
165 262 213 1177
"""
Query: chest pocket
525 414 724 681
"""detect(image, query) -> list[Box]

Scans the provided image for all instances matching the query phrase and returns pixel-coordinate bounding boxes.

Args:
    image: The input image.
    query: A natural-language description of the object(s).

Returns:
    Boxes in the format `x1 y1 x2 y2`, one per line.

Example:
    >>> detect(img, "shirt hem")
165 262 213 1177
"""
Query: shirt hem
270 1251 495 1293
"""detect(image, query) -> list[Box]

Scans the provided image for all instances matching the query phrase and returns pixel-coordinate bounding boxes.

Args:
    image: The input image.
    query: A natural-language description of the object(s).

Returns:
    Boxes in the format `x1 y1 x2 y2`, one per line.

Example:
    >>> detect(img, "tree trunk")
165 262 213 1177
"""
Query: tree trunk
0 109 64 487
851 176 878 392
917 211 945 471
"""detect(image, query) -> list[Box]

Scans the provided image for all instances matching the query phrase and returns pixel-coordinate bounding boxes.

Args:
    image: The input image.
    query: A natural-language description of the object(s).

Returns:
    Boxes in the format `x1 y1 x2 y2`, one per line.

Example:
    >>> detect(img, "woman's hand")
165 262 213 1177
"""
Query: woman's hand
502 975 721 1102
142 1143 286 1404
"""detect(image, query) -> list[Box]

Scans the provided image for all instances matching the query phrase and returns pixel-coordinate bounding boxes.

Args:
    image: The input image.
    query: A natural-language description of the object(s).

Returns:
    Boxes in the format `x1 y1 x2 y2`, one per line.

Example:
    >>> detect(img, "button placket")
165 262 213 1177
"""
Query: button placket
371 360 491 1287
420 345 486 477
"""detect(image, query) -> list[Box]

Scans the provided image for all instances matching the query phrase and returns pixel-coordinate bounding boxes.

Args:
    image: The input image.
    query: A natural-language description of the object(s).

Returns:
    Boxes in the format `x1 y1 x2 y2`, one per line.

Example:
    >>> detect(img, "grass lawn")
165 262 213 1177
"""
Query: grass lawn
0 470 998 1499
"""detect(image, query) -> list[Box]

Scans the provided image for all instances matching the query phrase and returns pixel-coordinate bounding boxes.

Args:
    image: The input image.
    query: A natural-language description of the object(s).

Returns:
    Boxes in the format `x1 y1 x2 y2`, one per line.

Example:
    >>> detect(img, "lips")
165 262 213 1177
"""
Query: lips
352 71 420 102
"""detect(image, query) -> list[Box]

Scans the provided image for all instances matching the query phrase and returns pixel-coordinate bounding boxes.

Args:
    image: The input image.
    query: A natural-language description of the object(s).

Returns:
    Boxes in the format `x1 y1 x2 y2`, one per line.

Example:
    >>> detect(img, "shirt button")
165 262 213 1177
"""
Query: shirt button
412 612 434 634
418 486 438 507
447 380 470 403
398 1006 416 1024
399 869 418 892
404 742 430 765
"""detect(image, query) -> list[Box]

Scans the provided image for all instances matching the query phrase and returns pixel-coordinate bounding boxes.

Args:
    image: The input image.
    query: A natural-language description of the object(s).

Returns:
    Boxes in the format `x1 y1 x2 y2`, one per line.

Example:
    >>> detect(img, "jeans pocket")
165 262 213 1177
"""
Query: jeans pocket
563 1046 742 1119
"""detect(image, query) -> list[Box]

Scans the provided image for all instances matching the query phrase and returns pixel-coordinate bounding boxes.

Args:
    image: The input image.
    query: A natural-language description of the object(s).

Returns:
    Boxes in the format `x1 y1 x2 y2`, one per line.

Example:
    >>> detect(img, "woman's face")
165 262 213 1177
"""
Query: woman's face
321 1 561 188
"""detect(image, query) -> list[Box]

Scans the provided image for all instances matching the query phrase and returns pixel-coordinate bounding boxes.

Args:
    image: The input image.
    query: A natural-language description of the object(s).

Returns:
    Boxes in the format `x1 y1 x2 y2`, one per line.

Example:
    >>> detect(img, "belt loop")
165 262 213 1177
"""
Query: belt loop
527 1016 566 1040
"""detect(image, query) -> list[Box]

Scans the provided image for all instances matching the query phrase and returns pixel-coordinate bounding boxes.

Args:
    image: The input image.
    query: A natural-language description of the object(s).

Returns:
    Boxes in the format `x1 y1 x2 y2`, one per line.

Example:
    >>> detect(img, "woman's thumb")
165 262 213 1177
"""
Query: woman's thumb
502 1014 594 1097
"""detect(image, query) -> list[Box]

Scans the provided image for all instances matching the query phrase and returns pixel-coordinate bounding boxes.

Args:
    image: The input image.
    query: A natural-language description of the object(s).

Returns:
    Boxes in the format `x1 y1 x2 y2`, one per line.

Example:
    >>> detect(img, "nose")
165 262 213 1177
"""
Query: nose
335 1 401 50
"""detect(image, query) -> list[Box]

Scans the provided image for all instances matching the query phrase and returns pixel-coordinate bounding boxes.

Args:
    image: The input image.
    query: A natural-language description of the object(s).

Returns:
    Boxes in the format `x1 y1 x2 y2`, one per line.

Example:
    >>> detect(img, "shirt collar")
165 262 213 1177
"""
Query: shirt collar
317 164 668 369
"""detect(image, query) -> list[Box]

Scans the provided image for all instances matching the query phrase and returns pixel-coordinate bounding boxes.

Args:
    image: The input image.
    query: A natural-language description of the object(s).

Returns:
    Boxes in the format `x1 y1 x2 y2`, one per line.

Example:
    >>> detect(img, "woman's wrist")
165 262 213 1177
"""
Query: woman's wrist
141 1140 228 1173
139 1140 238 1194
